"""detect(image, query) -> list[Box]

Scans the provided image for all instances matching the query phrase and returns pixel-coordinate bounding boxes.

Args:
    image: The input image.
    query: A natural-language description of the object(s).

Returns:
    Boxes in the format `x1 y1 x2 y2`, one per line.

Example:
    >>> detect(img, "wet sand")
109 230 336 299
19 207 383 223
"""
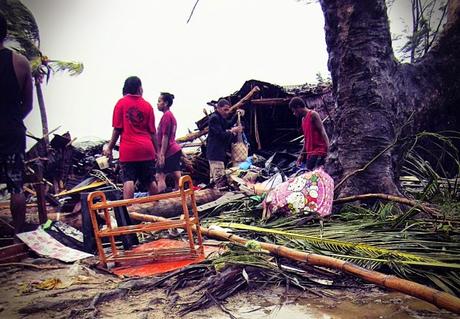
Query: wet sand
0 259 455 319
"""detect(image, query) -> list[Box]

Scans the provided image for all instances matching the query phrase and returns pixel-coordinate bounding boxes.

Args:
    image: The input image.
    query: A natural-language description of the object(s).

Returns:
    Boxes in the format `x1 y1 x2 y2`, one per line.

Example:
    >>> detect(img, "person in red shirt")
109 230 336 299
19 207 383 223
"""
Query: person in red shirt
156 92 182 192
289 97 329 170
103 76 158 198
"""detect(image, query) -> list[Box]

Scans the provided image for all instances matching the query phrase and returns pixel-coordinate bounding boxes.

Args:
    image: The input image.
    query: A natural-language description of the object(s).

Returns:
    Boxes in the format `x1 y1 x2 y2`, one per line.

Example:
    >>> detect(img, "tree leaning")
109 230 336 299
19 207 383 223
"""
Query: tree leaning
321 0 460 197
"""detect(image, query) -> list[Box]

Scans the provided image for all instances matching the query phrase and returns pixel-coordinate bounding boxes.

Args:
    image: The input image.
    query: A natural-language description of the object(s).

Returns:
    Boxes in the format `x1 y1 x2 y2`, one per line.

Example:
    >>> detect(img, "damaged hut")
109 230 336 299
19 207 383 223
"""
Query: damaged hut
178 79 334 183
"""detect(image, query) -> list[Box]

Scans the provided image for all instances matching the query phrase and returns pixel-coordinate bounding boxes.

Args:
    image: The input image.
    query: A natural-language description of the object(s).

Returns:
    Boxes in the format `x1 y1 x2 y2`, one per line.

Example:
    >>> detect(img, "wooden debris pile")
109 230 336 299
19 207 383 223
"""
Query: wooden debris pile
177 79 333 183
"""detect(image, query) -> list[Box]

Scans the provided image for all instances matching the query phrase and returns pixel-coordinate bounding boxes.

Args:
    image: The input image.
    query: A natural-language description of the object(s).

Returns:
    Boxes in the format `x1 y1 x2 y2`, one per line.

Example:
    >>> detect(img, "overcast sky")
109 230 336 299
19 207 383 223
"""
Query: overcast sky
20 0 413 147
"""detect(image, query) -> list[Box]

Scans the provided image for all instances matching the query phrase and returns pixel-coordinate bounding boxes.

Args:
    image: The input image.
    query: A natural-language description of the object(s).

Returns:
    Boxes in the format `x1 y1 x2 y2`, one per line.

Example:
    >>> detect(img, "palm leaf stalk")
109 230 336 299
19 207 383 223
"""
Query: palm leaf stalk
402 131 460 202
333 193 440 216
215 221 460 295
214 223 460 269
128 211 460 315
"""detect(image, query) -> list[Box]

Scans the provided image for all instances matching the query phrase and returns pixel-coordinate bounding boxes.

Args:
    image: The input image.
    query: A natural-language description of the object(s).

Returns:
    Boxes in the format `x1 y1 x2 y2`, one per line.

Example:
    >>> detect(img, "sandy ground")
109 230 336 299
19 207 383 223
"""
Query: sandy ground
0 257 456 319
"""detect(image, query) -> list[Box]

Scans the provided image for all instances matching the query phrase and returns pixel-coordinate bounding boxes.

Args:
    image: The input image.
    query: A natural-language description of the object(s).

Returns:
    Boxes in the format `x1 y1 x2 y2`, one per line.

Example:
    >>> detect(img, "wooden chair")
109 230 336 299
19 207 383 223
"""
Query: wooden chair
87 175 204 267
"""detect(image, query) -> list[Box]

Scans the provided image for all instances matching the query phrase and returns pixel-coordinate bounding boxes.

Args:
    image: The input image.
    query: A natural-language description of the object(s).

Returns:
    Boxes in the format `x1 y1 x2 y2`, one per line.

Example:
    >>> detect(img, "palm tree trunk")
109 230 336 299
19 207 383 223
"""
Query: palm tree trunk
320 0 460 197
34 77 49 145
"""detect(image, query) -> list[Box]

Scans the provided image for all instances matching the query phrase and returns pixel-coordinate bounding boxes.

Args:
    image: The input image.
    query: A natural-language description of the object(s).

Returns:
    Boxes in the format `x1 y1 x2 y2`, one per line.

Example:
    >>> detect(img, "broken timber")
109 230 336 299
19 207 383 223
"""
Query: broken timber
127 189 222 218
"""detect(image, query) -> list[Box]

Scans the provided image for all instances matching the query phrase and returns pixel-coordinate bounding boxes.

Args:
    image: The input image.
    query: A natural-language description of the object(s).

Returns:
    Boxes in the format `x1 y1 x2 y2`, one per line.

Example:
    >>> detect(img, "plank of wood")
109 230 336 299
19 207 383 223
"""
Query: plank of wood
0 243 29 264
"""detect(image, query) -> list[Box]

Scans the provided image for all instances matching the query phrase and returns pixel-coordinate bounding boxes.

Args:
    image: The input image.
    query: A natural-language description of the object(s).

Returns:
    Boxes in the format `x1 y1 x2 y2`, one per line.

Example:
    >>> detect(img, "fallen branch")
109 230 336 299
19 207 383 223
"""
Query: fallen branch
0 262 65 270
333 193 440 216
176 128 208 143
130 212 460 315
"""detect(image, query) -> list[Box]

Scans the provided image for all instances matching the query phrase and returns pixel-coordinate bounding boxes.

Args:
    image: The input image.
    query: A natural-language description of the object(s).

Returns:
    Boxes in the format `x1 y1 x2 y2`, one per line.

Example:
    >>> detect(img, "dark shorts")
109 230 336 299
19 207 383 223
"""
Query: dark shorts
0 153 24 194
306 155 325 171
157 151 181 174
120 160 156 185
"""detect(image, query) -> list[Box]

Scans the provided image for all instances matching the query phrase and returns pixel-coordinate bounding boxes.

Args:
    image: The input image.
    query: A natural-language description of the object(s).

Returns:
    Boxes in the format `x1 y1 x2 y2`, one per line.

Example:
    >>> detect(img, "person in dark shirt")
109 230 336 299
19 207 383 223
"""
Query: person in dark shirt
0 13 33 233
206 98 243 186
206 86 260 186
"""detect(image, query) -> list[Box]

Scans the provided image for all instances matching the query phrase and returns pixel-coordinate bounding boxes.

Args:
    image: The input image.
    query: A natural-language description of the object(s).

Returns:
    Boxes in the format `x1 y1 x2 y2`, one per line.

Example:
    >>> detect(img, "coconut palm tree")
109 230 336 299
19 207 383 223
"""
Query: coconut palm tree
0 0 83 145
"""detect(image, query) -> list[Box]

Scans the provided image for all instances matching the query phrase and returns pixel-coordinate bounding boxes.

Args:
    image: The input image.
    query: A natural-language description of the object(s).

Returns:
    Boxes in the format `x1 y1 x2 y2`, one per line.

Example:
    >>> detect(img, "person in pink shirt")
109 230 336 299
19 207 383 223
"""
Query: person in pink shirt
156 92 182 192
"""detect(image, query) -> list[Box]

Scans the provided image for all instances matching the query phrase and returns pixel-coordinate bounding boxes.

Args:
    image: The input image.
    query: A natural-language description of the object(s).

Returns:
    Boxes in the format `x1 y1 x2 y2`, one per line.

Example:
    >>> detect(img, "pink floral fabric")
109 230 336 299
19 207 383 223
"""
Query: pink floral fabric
17 228 92 263
263 169 334 218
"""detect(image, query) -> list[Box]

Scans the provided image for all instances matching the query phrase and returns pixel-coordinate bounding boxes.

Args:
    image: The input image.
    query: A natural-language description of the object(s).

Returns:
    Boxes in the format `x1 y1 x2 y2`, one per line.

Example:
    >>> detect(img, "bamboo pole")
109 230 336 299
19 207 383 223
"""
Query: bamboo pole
129 212 460 315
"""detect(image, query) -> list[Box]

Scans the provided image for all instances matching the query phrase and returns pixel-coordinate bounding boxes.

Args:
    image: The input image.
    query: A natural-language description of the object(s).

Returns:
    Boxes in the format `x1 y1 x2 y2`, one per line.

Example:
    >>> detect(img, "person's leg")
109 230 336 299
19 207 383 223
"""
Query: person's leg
148 180 158 196
164 151 182 191
138 160 158 196
315 156 326 169
172 171 181 190
209 160 225 187
11 193 26 234
305 156 317 171
123 181 135 199
5 154 26 234
156 172 166 193
120 162 136 199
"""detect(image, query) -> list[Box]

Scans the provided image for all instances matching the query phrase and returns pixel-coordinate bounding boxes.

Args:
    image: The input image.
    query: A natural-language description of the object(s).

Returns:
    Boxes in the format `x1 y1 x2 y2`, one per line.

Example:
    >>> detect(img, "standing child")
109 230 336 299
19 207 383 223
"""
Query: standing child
156 92 182 192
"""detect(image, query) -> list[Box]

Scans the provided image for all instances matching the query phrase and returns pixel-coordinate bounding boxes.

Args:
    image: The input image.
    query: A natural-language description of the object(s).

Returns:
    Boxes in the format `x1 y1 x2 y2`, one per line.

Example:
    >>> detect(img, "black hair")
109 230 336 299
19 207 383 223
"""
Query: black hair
216 98 231 108
288 97 307 109
160 92 175 107
122 76 142 95
0 13 7 42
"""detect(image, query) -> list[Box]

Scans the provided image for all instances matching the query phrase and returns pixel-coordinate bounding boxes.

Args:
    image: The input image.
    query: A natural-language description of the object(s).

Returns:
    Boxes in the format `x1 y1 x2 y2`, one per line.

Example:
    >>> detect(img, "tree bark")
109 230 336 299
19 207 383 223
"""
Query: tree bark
34 78 49 145
320 0 460 197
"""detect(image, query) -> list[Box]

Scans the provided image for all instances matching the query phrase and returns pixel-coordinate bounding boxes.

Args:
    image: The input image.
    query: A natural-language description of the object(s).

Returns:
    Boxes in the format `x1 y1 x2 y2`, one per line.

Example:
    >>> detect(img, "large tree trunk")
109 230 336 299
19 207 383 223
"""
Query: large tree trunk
320 0 460 197
34 78 49 145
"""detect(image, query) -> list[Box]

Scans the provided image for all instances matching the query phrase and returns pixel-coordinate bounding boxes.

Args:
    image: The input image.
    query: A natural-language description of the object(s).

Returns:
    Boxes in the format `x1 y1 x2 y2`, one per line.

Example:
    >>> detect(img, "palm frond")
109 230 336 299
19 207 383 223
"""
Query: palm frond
0 0 40 59
48 60 84 76
402 131 460 201
215 223 460 269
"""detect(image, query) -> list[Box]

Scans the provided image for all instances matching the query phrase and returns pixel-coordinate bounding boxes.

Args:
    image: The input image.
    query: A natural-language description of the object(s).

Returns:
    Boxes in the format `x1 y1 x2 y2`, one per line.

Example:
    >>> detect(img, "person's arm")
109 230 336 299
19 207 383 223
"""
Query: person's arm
148 106 158 153
103 128 121 157
208 115 241 143
16 54 33 118
157 116 171 168
312 111 330 149
151 133 159 154
104 101 123 157
297 140 306 166
157 133 169 168
297 116 307 166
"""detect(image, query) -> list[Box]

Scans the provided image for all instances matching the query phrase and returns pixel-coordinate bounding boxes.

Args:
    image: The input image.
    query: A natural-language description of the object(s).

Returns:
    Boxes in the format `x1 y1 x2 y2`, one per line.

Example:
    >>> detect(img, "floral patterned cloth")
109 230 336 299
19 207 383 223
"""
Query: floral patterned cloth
263 169 334 219
17 228 93 263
